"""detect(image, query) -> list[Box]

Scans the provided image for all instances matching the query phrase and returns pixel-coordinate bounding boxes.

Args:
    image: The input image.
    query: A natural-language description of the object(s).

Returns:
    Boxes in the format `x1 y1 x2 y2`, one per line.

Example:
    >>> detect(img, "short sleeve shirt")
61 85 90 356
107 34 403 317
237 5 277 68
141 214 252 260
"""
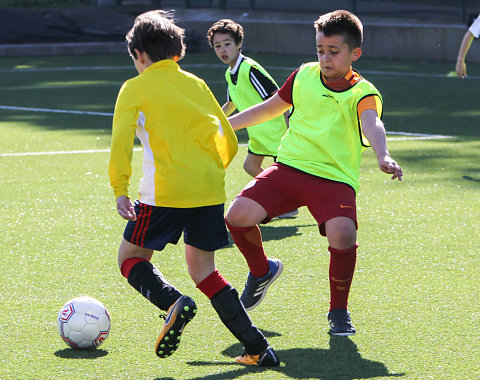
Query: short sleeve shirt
278 68 379 118
469 14 480 38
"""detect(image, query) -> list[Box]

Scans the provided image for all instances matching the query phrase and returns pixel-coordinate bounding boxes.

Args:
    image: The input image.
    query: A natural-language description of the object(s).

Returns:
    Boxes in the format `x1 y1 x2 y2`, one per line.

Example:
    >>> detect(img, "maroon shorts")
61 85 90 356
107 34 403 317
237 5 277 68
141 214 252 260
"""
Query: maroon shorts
237 163 357 236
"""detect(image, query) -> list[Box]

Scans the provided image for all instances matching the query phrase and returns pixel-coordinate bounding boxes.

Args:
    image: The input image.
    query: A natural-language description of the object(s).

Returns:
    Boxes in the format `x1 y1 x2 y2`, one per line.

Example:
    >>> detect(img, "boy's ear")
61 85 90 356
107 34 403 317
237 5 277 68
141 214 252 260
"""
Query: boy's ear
352 47 362 61
135 49 148 63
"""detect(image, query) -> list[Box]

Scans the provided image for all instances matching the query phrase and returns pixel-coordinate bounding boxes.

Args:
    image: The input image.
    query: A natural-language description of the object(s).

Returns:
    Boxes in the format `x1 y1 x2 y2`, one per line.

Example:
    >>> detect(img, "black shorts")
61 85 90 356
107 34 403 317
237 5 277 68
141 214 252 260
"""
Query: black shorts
123 201 229 252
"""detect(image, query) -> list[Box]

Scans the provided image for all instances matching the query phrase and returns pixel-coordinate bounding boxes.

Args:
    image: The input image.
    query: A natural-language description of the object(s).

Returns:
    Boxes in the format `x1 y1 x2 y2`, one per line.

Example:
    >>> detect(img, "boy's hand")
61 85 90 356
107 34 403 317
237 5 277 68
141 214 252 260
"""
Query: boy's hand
116 196 137 221
378 155 403 181
456 60 467 79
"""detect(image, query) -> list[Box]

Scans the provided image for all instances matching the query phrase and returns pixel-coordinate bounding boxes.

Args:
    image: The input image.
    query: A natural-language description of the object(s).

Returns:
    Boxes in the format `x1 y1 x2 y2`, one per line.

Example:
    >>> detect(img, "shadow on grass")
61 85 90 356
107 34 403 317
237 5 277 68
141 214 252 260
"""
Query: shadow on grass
259 223 317 242
463 175 480 182
223 223 316 248
54 347 108 359
184 334 404 380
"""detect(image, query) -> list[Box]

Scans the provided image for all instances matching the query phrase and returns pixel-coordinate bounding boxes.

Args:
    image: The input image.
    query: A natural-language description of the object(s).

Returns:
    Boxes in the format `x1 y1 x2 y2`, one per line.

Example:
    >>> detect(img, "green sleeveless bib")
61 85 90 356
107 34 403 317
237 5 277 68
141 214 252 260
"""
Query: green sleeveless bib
225 57 287 156
277 62 382 193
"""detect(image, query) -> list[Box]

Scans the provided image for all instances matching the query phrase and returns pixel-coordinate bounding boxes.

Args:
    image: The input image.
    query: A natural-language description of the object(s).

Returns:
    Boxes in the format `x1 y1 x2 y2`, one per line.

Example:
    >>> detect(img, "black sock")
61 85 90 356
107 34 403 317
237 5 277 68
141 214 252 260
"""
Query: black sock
127 260 182 311
210 285 268 355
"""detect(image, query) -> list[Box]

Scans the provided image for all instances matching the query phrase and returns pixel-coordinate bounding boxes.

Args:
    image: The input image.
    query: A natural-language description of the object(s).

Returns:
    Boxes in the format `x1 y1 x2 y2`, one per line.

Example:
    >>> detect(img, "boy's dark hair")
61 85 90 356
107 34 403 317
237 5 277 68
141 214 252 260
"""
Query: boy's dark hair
126 10 185 62
314 10 363 50
207 19 244 47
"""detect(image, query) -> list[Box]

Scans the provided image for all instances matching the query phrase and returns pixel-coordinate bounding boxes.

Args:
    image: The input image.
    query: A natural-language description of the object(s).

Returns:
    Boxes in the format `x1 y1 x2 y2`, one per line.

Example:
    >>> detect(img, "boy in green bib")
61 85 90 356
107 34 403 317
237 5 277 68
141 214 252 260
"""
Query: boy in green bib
208 19 297 218
225 10 403 336
207 19 288 178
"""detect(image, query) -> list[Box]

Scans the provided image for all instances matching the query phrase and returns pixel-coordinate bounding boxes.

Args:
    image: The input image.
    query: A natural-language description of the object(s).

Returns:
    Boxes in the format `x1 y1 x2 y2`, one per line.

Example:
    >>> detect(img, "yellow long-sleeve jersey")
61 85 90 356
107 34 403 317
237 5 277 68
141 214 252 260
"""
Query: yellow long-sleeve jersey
109 59 238 207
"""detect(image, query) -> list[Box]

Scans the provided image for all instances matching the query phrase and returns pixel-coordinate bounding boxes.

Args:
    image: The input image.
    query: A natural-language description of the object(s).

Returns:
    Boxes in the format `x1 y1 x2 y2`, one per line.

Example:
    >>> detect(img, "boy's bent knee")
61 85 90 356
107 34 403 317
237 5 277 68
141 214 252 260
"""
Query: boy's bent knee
225 197 267 227
224 209 244 227
325 217 357 249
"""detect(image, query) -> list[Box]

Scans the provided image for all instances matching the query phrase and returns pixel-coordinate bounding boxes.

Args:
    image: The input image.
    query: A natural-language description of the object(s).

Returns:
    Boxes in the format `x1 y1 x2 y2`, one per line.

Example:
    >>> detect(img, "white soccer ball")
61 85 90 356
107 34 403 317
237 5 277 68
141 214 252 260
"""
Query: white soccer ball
57 296 111 349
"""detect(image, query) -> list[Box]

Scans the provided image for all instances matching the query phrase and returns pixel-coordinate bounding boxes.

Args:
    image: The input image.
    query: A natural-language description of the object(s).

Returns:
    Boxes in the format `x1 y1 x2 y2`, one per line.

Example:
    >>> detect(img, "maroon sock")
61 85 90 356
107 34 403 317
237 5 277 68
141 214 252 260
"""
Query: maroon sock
225 219 269 278
328 244 358 311
196 270 230 299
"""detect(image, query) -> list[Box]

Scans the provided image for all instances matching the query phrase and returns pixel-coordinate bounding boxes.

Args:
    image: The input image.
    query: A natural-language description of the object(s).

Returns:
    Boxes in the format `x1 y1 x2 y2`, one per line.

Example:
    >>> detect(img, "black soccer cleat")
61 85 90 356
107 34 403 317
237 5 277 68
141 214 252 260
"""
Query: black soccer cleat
234 346 280 366
328 309 356 336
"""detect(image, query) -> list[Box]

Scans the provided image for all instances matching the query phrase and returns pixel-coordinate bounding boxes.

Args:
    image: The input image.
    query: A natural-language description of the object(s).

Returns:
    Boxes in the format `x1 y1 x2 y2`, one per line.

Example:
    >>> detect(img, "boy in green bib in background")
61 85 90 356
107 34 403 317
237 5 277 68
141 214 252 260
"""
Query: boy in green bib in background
224 10 403 336
207 19 297 219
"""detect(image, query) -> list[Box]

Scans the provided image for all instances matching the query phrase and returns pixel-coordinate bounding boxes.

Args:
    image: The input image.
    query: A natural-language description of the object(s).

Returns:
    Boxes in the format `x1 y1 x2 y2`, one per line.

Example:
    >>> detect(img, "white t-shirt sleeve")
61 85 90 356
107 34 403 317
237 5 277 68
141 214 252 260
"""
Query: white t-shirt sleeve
469 14 480 38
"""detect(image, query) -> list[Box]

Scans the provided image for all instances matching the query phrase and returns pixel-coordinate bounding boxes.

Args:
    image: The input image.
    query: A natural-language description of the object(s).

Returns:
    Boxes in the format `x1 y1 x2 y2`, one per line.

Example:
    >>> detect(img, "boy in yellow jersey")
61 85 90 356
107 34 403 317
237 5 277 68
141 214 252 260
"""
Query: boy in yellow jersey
207 19 297 219
225 10 403 336
109 10 279 366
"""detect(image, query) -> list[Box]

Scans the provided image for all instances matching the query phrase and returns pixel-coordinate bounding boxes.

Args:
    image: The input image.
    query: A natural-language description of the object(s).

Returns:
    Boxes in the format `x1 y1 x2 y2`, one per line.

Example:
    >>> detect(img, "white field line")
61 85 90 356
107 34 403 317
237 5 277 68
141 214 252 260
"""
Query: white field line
0 132 450 157
0 135 452 158
0 106 452 157
0 64 221 73
0 147 141 157
0 65 134 72
1 63 479 80
0 104 453 141
386 131 452 140
0 105 112 116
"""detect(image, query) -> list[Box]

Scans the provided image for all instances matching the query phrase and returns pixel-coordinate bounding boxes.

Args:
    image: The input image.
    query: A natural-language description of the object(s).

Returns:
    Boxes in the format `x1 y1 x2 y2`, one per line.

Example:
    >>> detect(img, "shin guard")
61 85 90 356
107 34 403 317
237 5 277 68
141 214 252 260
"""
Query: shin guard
210 285 268 355
127 260 183 311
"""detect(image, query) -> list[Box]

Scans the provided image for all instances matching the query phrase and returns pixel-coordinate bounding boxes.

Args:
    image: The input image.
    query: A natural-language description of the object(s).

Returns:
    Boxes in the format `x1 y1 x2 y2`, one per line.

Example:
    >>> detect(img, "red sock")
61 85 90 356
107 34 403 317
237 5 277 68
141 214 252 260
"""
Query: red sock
196 270 230 299
120 257 147 278
328 244 358 311
225 219 269 278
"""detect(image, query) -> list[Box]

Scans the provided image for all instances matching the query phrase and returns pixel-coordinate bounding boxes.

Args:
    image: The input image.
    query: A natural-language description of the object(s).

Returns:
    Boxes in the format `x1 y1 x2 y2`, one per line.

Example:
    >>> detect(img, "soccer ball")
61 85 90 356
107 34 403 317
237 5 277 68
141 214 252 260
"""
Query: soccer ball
57 296 111 349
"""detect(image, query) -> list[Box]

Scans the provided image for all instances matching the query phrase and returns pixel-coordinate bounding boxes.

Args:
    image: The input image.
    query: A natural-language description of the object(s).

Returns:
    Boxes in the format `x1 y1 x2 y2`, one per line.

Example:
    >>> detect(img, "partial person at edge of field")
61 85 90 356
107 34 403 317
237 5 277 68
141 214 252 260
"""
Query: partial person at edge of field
456 12 480 78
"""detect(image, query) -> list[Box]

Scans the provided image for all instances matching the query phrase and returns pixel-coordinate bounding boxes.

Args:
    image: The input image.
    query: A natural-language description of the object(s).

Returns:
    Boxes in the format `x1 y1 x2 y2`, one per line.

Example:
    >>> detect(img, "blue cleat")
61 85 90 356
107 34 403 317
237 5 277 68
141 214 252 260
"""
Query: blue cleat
240 259 283 311
328 309 356 336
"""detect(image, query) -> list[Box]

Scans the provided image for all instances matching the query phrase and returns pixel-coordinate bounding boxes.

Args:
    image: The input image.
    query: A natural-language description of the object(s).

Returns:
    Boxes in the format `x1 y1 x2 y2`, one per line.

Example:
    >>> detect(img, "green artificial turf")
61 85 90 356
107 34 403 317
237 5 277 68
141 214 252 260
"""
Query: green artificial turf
0 52 478 379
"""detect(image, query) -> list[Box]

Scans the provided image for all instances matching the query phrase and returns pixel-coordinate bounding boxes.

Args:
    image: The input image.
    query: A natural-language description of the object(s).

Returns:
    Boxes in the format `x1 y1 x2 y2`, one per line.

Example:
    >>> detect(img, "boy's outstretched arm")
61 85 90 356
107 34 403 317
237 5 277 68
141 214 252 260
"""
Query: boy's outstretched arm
456 30 474 79
228 93 291 131
361 109 403 181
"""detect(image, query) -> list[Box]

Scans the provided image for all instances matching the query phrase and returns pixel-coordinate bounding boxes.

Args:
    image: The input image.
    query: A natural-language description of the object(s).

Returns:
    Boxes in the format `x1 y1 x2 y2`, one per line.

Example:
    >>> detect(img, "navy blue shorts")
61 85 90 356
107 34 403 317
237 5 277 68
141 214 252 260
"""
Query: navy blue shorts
123 201 229 252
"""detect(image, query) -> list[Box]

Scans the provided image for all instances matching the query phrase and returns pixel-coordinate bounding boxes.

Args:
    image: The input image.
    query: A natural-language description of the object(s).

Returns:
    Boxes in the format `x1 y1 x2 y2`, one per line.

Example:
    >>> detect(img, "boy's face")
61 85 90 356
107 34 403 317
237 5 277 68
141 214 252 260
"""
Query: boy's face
315 32 361 81
212 33 241 68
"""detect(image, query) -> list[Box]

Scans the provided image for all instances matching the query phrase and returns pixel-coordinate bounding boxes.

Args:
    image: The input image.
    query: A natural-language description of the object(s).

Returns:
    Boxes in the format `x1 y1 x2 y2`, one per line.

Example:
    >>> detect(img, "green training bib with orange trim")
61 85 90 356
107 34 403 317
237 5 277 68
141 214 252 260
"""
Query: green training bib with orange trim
277 62 382 193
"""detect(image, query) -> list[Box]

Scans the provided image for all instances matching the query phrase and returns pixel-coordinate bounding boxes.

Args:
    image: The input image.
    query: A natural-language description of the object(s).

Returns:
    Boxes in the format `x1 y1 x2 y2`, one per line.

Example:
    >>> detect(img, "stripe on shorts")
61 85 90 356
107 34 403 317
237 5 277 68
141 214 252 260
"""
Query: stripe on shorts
132 203 153 246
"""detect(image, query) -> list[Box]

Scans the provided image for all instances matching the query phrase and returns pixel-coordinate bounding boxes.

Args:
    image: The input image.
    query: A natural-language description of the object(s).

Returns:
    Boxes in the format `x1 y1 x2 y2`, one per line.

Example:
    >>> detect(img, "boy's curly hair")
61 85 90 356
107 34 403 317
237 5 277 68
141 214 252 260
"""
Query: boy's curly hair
314 10 363 50
207 19 244 47
126 10 185 62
